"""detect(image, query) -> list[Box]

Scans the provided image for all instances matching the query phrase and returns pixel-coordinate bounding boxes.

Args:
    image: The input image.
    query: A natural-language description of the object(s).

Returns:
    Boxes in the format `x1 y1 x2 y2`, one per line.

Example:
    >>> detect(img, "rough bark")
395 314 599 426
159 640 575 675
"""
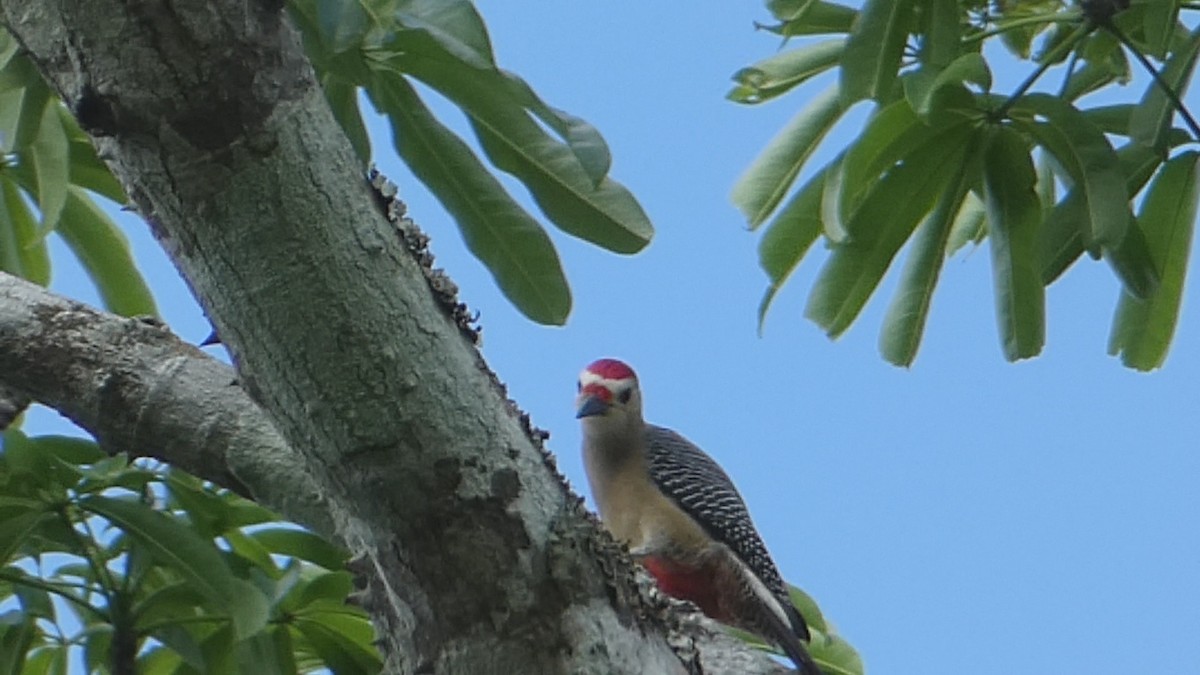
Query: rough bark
0 1 793 673
0 271 331 531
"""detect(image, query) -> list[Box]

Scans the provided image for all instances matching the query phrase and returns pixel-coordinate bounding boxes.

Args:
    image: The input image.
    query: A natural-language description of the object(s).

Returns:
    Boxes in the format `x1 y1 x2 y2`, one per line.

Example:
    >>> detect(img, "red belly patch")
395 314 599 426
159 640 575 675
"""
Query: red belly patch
639 555 729 623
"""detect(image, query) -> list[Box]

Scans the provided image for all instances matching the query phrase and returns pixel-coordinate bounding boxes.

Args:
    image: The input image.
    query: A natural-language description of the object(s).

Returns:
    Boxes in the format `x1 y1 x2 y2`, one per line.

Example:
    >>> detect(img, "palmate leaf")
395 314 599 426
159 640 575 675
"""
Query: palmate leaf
1009 94 1130 252
880 132 981 367
839 0 914 104
757 166 830 331
829 99 941 238
369 71 571 325
918 0 962 68
1130 24 1200 153
0 175 49 285
902 54 991 119
728 39 846 105
54 188 157 318
806 120 974 338
732 84 845 228
765 1 858 37
78 495 270 640
982 126 1044 362
1109 151 1200 371
381 27 652 255
1039 142 1165 297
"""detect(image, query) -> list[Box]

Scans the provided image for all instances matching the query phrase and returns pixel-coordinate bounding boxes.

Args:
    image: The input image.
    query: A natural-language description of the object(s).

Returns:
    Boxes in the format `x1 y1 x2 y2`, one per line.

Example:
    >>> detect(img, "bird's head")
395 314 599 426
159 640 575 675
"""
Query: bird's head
575 358 643 431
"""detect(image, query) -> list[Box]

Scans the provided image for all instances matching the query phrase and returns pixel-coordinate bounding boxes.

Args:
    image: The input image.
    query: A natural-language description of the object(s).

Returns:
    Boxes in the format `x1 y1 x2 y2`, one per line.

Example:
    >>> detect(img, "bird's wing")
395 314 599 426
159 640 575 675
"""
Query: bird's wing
642 424 809 640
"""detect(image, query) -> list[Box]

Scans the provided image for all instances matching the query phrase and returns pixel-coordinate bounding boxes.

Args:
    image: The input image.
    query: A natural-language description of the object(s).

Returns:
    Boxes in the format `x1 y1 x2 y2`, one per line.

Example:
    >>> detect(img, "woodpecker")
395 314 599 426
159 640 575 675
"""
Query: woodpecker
576 358 819 674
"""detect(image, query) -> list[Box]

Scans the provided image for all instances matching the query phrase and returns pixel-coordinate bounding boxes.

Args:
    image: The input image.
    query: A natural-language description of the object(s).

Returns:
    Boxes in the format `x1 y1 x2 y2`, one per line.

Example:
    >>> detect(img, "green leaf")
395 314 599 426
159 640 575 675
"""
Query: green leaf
732 84 844 227
786 584 827 634
271 626 299 675
1039 142 1164 295
294 617 381 675
53 187 158 317
757 168 829 332
946 192 987 257
29 435 106 466
78 495 270 639
369 72 571 325
395 0 497 69
0 509 49 565
832 99 934 234
83 626 112 675
132 582 208 632
1035 149 1056 211
839 0 914 104
236 629 296 675
902 53 991 118
1082 104 1134 135
805 121 972 337
0 619 35 675
809 629 864 675
14 582 54 621
60 107 125 203
1109 151 1200 370
26 100 68 234
502 72 612 185
918 0 962 68
1061 60 1119 102
880 137 978 366
318 0 369 55
0 175 49 285
249 527 346 571
1139 0 1178 59
321 75 371 165
1010 93 1129 251
222 528 278 575
384 37 653 255
293 571 354 611
20 646 65 675
728 39 845 105
1130 24 1200 153
767 0 819 22
767 1 858 36
11 78 49 152
982 126 1044 361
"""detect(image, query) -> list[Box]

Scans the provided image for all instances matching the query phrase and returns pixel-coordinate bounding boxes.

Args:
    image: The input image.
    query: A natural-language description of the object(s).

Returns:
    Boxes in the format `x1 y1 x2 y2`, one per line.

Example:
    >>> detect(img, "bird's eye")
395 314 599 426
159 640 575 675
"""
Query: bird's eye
617 389 632 404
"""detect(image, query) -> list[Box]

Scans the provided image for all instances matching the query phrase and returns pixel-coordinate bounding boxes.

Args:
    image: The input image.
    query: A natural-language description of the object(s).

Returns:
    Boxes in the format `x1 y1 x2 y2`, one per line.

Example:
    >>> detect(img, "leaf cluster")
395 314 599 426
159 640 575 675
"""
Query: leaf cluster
0 33 154 318
0 428 378 675
288 0 655 325
734 0 1200 370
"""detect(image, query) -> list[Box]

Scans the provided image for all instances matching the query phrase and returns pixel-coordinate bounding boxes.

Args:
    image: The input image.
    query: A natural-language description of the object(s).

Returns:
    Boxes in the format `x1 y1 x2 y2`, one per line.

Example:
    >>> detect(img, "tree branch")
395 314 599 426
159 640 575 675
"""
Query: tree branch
0 1 797 672
0 271 332 532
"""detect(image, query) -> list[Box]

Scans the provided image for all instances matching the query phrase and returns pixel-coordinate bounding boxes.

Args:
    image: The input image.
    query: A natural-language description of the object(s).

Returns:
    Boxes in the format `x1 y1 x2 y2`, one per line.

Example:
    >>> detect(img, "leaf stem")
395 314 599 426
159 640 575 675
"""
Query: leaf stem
964 11 1082 44
0 568 108 620
994 22 1094 120
1058 49 1081 98
1107 24 1200 143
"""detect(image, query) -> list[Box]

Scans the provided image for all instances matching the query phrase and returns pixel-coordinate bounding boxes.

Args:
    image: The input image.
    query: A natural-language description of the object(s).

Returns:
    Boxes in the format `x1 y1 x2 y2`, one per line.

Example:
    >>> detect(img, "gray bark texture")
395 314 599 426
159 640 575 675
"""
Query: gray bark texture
0 1 793 673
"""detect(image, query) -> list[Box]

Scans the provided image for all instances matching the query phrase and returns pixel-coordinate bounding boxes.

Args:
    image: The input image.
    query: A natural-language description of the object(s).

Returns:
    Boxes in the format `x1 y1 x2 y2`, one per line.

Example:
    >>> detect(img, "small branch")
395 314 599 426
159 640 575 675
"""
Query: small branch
963 11 1081 44
1107 24 1200 143
1058 50 1081 98
994 21 1094 119
0 272 333 536
0 568 108 620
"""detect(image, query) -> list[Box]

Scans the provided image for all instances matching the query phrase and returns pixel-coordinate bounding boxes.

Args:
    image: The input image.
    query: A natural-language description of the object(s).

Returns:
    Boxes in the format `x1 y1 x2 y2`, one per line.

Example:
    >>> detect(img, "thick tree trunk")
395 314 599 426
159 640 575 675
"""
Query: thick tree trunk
0 2 790 673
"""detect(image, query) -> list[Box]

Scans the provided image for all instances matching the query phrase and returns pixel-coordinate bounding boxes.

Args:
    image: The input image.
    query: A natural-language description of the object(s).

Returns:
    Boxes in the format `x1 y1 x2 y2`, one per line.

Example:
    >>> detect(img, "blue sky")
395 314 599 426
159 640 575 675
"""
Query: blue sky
23 2 1200 673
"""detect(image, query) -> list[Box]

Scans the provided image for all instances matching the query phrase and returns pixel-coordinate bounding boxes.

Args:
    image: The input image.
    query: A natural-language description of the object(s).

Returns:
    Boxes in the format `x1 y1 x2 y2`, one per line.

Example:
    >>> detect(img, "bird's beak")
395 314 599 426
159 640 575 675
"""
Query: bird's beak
576 394 610 418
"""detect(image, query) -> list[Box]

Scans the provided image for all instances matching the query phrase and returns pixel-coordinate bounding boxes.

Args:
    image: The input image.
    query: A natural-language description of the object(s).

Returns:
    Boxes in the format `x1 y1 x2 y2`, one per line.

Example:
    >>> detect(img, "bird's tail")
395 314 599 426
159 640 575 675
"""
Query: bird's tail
778 634 822 675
